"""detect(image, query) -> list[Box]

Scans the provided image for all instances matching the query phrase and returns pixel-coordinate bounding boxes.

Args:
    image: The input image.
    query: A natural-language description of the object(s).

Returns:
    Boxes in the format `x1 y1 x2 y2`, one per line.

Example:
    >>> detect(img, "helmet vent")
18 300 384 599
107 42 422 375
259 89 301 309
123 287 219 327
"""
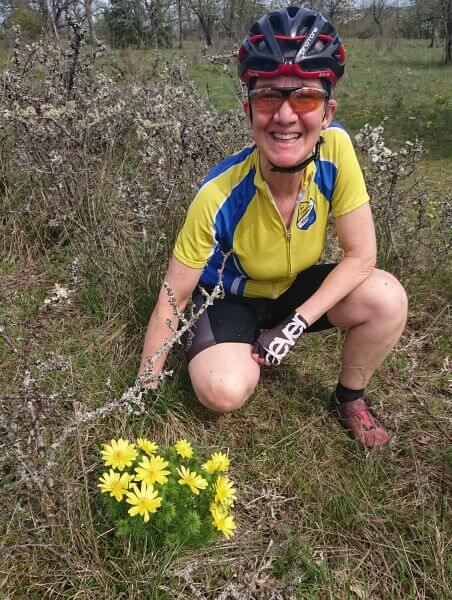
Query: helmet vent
313 40 326 54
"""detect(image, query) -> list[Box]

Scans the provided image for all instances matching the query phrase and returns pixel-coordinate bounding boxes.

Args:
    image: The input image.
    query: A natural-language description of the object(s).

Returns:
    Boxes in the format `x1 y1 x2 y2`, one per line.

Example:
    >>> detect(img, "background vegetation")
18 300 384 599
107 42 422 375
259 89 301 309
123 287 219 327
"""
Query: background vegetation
0 11 451 600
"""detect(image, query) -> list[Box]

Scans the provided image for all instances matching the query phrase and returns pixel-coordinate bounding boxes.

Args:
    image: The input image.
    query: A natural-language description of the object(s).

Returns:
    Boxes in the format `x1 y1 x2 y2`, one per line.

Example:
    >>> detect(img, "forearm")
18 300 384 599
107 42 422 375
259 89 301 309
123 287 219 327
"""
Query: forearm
297 254 375 325
138 296 189 385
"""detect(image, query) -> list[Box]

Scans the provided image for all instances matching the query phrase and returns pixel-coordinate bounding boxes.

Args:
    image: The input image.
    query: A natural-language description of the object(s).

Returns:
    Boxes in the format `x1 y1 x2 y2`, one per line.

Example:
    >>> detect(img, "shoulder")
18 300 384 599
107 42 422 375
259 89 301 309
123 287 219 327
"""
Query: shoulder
200 145 257 192
320 122 361 168
321 121 354 151
187 145 257 216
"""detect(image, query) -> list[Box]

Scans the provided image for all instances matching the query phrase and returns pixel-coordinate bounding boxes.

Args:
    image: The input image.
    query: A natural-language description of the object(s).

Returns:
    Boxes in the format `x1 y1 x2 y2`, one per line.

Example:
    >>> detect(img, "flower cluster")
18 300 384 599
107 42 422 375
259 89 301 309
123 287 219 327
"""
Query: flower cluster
41 283 72 309
355 122 423 178
98 437 237 545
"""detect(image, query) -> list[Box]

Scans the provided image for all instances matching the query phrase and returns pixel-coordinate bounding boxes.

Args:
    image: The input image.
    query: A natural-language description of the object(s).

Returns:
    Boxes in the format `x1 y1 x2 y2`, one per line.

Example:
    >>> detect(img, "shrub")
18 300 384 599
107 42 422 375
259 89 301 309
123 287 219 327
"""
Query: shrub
355 122 450 274
0 24 247 319
3 7 42 41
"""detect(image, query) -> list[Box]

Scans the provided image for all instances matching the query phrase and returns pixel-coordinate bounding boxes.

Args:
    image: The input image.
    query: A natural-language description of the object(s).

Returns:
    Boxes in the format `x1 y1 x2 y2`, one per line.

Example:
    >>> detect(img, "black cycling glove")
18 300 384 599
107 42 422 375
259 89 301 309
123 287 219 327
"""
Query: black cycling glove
253 311 308 365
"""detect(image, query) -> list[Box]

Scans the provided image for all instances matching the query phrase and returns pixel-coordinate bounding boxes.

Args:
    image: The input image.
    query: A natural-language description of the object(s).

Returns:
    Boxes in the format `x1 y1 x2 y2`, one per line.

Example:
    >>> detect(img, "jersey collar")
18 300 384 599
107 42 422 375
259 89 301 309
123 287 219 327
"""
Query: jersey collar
253 147 317 195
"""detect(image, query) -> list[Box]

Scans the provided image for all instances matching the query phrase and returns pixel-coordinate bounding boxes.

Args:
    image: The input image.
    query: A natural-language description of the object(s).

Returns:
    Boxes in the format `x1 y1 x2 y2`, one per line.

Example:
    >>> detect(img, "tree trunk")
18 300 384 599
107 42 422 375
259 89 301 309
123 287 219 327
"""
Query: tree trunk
37 0 60 39
177 0 183 49
444 24 451 64
197 13 213 46
438 0 452 64
84 0 99 45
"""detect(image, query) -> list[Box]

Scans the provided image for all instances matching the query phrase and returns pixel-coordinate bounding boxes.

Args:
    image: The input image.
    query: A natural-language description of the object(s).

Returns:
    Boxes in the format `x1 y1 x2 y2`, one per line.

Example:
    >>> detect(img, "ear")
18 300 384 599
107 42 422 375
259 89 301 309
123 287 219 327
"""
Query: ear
243 101 253 130
321 99 337 130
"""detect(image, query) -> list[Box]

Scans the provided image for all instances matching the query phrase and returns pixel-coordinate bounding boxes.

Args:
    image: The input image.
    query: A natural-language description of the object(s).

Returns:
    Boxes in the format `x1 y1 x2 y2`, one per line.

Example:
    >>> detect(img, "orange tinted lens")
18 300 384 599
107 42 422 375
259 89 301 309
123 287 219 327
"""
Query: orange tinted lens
251 89 283 113
289 90 325 114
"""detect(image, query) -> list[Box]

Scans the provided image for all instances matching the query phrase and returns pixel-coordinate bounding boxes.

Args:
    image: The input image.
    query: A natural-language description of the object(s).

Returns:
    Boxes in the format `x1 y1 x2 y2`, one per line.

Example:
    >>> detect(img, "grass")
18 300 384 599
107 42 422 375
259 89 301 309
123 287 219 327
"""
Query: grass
1 36 451 598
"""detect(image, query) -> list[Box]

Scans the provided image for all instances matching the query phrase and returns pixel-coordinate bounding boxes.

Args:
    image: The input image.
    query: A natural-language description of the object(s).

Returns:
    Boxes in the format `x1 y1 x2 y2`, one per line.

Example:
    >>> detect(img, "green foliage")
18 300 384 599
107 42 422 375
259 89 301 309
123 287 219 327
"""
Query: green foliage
102 0 172 49
3 7 41 41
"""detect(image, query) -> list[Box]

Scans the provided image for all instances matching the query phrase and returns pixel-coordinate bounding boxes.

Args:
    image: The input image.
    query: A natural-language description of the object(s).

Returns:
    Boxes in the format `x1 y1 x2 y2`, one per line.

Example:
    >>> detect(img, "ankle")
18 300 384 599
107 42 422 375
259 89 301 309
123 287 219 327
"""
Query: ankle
335 381 365 404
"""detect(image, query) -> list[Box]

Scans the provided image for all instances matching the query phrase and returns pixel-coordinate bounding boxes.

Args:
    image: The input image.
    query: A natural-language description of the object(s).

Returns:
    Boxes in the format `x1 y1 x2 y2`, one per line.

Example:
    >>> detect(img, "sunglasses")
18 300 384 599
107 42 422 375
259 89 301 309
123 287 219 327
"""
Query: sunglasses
248 86 329 115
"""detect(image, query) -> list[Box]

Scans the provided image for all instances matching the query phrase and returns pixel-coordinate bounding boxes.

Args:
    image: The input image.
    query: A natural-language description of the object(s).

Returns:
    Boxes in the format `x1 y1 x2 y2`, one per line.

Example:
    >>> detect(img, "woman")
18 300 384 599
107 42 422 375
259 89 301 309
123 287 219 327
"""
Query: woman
138 6 408 449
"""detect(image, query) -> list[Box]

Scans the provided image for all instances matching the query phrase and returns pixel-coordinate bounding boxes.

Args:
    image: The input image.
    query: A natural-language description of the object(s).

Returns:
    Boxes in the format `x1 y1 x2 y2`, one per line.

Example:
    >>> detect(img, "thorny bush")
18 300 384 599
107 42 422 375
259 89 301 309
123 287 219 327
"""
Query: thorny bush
0 25 247 274
355 122 450 273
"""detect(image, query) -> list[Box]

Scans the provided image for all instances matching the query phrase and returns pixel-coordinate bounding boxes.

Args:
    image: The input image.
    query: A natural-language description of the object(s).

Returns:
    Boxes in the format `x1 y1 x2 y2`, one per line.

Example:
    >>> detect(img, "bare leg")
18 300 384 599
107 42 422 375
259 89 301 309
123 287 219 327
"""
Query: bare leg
188 343 260 412
327 269 408 389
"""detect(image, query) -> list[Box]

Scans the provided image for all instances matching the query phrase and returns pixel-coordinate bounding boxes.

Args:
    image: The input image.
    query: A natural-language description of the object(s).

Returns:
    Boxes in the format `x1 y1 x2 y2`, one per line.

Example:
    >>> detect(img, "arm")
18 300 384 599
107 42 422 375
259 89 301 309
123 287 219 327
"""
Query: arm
138 256 203 387
296 202 376 324
252 202 376 366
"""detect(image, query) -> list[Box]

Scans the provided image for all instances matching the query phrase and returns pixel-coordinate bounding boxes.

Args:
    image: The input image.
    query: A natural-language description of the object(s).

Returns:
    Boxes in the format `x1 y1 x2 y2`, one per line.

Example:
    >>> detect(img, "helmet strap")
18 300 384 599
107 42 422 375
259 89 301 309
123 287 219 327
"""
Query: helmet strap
269 137 323 173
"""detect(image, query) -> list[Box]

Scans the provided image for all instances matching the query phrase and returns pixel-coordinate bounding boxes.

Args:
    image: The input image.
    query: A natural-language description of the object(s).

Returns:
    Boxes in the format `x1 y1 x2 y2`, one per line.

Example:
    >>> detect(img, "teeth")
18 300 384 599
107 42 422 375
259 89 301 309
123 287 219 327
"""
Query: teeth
272 133 300 140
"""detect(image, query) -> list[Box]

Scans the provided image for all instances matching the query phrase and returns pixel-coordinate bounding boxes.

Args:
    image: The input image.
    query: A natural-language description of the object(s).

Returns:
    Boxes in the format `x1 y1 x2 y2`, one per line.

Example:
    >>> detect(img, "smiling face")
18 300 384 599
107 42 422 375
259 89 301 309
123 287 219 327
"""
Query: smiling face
243 75 336 170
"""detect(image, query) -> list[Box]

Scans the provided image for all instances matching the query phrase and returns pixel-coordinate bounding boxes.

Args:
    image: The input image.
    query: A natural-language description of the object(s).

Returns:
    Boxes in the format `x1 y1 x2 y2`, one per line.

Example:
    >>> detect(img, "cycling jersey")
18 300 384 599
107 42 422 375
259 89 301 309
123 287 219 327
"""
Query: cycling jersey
173 123 369 299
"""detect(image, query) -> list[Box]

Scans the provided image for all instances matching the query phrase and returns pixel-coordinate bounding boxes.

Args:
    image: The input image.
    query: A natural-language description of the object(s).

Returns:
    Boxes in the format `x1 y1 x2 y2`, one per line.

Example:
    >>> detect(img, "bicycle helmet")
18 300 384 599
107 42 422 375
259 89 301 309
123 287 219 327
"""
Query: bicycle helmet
238 5 346 88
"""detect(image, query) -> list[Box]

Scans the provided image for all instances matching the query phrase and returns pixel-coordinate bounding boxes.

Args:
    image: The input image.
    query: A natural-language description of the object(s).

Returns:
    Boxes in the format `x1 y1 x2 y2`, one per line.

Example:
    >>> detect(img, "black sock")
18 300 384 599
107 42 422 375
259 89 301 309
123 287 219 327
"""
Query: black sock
335 381 364 404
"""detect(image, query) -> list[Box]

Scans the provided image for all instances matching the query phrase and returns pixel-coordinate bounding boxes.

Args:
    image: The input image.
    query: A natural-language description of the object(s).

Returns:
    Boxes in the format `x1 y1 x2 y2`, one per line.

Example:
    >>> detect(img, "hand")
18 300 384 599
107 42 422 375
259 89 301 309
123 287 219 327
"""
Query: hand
252 311 308 366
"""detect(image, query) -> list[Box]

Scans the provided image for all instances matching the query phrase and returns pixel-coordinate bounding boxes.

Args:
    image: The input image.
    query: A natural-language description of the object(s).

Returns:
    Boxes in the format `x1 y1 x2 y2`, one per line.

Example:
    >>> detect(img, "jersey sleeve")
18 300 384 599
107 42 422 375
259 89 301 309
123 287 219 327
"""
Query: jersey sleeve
173 186 216 269
330 129 370 218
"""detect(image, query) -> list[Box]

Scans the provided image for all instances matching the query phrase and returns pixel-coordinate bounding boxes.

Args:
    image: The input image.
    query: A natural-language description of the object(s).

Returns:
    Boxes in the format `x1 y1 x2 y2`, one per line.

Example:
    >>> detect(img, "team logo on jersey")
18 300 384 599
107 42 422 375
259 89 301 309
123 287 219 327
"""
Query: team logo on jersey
296 198 316 230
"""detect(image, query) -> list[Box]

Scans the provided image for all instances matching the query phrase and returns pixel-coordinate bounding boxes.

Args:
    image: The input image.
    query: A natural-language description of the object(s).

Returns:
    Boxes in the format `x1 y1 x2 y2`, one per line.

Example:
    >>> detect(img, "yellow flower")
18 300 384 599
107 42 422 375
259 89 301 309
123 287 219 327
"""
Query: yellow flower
202 451 230 474
214 475 237 507
135 455 170 485
174 438 193 458
126 482 162 522
136 437 158 456
210 504 236 539
177 465 208 495
101 438 137 471
98 469 134 501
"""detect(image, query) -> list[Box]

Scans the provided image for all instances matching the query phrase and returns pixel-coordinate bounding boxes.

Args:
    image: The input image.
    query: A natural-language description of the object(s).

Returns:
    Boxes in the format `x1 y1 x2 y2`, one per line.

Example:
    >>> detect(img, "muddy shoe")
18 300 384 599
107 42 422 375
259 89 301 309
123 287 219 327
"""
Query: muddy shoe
332 394 390 449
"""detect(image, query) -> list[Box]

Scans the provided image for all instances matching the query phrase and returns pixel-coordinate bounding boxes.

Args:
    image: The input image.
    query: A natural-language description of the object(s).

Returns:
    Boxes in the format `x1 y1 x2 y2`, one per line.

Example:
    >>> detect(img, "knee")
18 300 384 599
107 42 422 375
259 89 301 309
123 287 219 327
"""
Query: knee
195 374 257 413
371 270 408 323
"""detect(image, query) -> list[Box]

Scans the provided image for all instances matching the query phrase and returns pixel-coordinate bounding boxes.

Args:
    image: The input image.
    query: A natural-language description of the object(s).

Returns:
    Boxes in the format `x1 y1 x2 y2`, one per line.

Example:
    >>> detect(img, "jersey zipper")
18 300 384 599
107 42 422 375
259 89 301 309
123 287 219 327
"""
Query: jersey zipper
286 225 292 277
265 182 293 281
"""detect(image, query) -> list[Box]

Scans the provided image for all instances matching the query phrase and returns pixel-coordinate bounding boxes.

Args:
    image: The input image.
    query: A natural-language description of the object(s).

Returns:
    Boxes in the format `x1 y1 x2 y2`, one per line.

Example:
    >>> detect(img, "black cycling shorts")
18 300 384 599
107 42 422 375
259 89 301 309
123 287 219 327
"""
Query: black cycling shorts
185 263 337 363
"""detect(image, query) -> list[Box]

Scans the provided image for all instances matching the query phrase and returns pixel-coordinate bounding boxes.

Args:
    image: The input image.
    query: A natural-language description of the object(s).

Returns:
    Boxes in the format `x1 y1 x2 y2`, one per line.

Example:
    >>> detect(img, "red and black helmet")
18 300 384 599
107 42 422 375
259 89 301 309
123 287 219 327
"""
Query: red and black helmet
238 5 346 87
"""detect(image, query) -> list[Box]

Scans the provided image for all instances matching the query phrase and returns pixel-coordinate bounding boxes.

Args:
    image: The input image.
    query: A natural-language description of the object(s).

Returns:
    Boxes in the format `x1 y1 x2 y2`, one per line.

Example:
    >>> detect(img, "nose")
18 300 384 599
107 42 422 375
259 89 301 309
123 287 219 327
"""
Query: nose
273 98 298 125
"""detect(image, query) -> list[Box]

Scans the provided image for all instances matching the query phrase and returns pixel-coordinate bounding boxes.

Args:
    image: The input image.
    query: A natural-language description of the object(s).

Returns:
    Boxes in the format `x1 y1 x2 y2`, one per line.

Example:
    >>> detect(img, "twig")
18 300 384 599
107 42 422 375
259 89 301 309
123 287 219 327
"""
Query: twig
73 394 101 565
0 323 18 354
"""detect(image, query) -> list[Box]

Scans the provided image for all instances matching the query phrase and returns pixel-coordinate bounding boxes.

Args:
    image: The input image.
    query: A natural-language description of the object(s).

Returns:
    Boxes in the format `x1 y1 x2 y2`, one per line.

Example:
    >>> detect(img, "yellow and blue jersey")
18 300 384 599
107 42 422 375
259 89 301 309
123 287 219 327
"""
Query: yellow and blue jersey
173 123 369 299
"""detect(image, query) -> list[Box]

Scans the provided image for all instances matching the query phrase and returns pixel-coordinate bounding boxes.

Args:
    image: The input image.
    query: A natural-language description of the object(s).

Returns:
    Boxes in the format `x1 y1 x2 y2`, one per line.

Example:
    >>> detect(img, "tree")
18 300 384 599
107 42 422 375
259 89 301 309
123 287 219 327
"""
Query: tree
187 0 218 46
438 0 451 63
83 0 99 44
220 0 264 38
102 0 173 47
313 0 356 23
3 1 42 39
406 0 452 65
370 0 389 35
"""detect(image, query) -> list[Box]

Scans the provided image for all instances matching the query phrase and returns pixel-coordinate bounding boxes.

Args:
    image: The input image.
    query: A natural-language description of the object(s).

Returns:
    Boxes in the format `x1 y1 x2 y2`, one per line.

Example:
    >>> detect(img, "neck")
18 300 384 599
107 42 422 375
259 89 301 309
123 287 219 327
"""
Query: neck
260 155 304 200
